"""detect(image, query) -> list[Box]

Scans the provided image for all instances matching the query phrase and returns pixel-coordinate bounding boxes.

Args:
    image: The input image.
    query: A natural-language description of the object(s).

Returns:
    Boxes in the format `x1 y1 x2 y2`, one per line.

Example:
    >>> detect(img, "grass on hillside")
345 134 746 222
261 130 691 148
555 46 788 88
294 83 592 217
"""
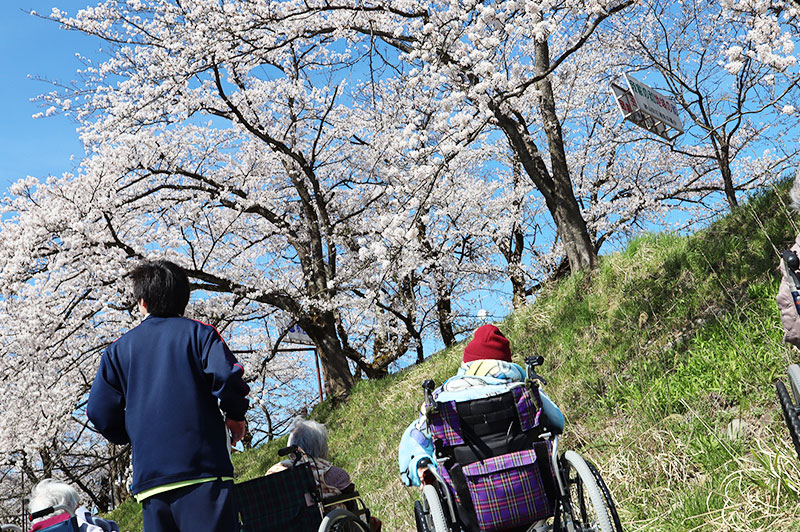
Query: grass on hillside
110 183 800 531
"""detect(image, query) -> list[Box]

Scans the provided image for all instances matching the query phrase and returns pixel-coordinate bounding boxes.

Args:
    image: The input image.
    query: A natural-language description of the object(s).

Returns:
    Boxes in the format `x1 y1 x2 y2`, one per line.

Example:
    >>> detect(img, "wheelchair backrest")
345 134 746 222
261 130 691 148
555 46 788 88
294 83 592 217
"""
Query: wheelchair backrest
236 462 323 532
428 384 543 464
28 505 79 532
427 385 557 531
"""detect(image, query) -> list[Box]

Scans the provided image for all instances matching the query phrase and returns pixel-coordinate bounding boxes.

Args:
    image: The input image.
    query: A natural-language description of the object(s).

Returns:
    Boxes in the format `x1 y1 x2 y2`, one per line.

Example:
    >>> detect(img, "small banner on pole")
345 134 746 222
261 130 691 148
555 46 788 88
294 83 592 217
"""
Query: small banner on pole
274 315 315 346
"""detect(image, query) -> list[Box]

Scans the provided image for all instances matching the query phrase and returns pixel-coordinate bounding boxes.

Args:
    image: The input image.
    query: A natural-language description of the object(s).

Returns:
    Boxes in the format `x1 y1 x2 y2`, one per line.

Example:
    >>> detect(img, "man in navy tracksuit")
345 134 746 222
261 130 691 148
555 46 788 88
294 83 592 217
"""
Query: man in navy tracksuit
87 260 250 532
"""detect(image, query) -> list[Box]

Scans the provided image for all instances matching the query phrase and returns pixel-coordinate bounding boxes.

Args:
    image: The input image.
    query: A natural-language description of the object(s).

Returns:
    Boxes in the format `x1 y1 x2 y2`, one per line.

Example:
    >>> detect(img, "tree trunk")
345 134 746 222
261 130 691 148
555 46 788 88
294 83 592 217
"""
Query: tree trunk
109 444 131 509
436 285 457 347
490 40 596 274
414 337 424 364
497 221 527 308
98 475 111 513
510 264 527 309
301 311 355 398
499 159 529 308
241 426 253 450
713 135 738 208
534 37 597 271
263 404 274 442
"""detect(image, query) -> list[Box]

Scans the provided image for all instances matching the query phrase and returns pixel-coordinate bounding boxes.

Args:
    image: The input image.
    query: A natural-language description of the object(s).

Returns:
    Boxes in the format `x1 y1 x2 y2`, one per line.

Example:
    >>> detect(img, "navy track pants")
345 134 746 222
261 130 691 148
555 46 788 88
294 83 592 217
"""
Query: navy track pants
141 479 239 532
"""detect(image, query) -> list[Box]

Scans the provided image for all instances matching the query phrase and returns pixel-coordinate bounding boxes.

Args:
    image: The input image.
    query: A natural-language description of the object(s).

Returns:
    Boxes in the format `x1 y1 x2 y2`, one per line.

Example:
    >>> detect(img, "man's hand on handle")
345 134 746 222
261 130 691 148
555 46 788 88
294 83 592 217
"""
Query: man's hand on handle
226 417 246 446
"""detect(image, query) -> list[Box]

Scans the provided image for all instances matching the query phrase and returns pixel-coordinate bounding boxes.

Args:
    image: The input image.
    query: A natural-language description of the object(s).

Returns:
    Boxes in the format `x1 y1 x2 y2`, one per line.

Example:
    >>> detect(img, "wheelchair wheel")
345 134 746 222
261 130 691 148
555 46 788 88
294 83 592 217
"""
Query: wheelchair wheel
415 500 430 532
777 380 800 462
319 508 370 532
584 459 623 531
421 484 451 532
559 450 613 532
788 364 800 405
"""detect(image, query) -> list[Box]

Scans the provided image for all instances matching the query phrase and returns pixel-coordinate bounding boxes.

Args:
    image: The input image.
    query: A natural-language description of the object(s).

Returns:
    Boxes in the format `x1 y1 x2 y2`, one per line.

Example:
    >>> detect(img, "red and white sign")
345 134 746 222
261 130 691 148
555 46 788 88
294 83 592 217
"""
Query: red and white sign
624 74 683 133
610 74 683 140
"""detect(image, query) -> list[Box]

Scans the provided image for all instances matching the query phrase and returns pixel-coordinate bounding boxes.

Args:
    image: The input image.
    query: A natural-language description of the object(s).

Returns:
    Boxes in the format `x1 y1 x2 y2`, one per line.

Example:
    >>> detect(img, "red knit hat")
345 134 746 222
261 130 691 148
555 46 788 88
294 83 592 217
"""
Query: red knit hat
463 324 512 363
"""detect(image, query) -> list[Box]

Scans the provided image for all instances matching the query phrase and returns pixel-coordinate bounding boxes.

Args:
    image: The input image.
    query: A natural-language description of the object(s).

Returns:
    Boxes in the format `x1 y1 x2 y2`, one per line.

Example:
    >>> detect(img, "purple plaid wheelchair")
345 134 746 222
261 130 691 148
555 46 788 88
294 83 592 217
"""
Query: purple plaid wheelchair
776 362 800 462
413 356 622 532
236 445 375 532
776 249 800 462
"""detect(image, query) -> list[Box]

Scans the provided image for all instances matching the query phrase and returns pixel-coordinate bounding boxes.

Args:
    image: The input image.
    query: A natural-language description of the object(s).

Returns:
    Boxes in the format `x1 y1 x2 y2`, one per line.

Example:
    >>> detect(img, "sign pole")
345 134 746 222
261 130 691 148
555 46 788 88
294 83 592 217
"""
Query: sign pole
314 349 324 403
21 470 26 532
273 314 323 402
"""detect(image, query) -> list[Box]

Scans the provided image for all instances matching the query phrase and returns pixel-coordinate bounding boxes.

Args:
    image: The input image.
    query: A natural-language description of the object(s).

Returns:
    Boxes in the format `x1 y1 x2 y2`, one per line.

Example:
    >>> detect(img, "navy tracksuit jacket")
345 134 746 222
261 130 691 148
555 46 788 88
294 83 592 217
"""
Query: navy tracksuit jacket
87 315 250 495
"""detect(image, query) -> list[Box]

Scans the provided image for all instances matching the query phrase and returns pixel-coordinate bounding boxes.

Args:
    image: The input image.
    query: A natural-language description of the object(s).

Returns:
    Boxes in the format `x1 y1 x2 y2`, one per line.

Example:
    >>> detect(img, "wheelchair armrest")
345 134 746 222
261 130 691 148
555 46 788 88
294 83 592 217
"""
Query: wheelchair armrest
28 505 74 521
322 489 360 507
322 484 370 518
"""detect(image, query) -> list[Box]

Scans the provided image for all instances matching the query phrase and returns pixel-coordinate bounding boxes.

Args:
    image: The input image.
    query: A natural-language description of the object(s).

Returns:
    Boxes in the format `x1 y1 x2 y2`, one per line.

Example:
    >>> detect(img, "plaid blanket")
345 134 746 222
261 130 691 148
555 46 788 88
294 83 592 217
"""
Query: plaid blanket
426 385 553 530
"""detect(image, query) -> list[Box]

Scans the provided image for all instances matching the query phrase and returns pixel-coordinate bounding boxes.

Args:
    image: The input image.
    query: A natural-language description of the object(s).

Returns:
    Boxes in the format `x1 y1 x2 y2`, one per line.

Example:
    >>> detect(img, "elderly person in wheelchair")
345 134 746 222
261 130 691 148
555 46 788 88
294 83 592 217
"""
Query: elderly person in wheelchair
235 417 380 532
399 324 620 532
268 418 353 498
398 324 564 488
26 479 118 532
775 169 800 463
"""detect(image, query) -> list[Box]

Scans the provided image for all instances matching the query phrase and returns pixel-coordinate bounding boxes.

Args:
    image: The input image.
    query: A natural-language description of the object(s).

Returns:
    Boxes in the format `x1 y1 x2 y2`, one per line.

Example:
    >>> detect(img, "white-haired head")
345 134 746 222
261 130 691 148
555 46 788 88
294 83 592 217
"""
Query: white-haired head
28 479 79 524
287 417 329 459
790 167 800 213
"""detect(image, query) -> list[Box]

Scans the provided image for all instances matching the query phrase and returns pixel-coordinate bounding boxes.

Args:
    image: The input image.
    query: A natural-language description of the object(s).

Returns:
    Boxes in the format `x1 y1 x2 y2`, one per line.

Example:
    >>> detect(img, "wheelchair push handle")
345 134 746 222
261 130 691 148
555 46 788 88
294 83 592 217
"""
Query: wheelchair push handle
278 445 299 457
278 444 307 466
783 249 800 288
784 249 800 271
28 504 75 522
525 355 544 368
525 355 547 387
421 379 436 412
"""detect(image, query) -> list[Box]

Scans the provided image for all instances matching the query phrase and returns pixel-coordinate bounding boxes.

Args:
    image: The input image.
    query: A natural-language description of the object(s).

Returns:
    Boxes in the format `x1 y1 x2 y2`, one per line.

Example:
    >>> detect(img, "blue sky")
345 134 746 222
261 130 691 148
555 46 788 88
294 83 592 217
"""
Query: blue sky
0 2 96 192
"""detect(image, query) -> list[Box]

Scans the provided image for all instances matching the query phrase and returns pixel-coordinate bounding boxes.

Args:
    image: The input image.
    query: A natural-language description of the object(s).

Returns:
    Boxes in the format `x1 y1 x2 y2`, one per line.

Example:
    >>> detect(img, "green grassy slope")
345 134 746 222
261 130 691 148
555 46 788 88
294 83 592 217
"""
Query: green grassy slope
111 184 800 531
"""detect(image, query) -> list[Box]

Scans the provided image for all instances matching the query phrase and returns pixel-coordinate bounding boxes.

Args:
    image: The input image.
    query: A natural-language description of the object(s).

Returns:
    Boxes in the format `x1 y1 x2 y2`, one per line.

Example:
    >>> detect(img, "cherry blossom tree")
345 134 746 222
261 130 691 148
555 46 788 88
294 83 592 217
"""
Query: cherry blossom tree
0 4 523 508
0 0 379 511
274 0 640 272
34 1 424 397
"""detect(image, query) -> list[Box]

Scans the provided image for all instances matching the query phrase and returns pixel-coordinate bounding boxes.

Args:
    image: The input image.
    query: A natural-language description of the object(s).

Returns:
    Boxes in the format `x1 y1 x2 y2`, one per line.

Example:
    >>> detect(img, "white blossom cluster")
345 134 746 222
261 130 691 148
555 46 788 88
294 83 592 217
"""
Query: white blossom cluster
720 0 799 73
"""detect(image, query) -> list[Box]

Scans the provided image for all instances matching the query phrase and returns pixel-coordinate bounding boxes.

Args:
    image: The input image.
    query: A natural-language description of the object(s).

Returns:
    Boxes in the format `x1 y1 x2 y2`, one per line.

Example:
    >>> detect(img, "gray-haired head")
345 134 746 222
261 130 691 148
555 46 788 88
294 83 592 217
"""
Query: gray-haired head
287 417 329 459
791 167 800 213
28 479 79 524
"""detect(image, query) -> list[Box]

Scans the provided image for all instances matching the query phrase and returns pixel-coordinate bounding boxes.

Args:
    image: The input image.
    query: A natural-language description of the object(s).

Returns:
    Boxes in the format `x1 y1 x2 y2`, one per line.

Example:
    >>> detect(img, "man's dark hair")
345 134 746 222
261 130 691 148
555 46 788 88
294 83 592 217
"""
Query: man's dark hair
130 260 191 317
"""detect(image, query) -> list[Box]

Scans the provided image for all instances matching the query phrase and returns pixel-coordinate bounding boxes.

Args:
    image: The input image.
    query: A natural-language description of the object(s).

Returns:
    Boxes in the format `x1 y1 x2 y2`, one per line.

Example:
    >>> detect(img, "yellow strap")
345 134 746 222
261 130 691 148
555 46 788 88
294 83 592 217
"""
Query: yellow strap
135 476 233 502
